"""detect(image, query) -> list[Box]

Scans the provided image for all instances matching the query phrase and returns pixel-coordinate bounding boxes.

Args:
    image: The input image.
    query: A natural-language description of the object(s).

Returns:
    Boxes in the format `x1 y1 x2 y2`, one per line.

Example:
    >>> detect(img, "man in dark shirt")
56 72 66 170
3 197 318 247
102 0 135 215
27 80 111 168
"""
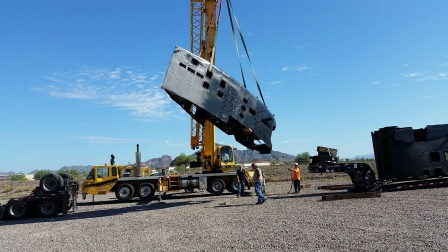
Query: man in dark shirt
236 165 246 197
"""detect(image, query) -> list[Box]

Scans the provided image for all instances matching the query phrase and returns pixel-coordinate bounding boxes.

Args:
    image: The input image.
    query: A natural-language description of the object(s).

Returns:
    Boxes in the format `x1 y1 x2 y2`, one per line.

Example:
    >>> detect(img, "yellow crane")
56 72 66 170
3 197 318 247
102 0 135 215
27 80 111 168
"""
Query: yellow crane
189 0 235 172
81 1 273 202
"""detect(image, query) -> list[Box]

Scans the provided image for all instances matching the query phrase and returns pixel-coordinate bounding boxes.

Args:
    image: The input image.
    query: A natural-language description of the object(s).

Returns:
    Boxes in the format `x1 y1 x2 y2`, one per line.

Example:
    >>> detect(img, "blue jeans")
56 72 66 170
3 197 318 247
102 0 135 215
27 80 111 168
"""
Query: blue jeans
255 182 267 203
293 180 301 193
237 182 245 196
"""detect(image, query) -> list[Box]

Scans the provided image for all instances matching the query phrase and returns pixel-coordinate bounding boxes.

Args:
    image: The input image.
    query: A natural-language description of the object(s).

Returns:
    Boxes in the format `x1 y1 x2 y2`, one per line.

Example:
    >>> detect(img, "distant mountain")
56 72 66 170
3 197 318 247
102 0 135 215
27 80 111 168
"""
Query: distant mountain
234 149 295 163
352 154 375 160
0 150 294 174
1 150 367 175
59 165 93 174
142 155 173 168
58 149 295 172
0 171 15 175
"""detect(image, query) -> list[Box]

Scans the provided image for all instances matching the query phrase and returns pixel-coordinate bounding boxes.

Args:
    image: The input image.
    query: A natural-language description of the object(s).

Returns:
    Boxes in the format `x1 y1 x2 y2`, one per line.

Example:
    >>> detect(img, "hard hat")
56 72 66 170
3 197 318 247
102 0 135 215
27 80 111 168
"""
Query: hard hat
294 163 299 166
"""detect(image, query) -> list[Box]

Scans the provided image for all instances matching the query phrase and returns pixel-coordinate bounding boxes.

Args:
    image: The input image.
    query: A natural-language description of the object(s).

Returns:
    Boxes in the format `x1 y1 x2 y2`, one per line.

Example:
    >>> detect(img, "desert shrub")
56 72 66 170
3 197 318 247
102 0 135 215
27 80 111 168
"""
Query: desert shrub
10 174 27 181
33 170 54 180
57 169 83 179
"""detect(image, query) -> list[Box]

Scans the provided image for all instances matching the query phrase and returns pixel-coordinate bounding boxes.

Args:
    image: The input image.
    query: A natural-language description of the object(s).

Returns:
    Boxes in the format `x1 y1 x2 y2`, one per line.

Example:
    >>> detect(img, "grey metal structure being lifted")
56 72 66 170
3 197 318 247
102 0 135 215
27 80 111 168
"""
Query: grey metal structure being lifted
162 46 276 154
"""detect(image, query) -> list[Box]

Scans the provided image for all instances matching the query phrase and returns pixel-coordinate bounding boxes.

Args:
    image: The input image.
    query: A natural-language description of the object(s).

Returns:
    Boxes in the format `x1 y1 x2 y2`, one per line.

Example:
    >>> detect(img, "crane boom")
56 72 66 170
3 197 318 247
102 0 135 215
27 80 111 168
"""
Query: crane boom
163 1 275 171
190 0 233 172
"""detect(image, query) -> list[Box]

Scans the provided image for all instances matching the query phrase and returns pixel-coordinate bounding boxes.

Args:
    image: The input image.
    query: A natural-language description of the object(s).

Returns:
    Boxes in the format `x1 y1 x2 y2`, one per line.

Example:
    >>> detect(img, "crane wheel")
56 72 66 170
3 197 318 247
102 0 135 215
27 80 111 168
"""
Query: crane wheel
138 183 155 201
115 183 135 202
184 188 195 193
207 179 225 195
227 177 239 193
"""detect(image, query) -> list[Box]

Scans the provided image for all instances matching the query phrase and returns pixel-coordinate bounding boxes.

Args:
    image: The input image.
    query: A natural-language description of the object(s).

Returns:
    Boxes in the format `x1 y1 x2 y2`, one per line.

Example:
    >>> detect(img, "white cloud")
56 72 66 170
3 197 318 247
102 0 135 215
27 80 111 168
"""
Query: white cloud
423 95 434 99
270 81 282 85
281 65 311 71
38 67 179 121
417 73 448 81
401 72 422 78
69 136 138 144
108 68 121 79
164 140 185 148
294 44 310 49
282 138 307 144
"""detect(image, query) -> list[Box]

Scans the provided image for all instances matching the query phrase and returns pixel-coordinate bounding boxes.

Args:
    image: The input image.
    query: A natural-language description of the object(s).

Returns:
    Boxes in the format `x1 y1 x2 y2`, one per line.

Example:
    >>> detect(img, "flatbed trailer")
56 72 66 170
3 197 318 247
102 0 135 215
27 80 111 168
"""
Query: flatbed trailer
0 173 79 220
82 168 253 202
378 176 448 192
309 124 448 193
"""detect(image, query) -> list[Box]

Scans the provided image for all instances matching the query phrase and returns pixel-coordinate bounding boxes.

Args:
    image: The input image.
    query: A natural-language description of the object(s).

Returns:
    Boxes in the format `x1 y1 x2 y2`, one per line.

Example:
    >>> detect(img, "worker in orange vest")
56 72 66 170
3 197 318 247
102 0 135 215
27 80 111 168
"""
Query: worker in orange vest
288 163 301 193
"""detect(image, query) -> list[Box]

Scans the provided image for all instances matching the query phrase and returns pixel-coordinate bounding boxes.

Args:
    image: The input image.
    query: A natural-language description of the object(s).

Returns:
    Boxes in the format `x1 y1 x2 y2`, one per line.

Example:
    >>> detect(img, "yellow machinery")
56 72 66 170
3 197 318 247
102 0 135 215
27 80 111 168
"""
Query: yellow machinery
81 144 249 202
81 1 256 202
81 145 155 202
190 0 236 172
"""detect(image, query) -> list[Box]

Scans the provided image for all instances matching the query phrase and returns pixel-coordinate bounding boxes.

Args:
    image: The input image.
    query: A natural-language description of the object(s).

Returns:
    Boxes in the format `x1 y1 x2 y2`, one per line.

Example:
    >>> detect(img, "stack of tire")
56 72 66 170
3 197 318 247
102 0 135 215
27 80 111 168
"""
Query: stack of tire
3 173 75 220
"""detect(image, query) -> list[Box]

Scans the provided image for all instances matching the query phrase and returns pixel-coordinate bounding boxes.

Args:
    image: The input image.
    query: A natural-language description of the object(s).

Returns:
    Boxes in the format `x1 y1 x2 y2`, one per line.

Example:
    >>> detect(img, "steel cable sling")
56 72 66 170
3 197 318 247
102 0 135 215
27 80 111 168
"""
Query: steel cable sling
225 0 267 106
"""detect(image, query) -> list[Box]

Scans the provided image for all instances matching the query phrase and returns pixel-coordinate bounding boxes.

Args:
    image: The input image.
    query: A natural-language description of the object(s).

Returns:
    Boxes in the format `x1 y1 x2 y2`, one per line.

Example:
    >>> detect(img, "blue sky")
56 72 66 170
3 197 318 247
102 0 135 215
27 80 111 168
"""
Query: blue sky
1 1 447 173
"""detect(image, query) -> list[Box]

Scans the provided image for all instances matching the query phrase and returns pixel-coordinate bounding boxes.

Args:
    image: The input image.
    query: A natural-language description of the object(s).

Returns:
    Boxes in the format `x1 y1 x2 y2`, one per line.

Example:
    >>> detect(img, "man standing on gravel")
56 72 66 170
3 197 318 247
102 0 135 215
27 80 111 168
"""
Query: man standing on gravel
236 165 246 197
251 163 267 204
288 163 301 193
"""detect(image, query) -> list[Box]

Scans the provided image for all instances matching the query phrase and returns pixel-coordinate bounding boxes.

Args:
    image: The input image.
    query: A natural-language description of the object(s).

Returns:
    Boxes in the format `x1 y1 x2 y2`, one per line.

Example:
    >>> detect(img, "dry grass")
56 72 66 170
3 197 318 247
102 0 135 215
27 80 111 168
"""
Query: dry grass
0 180 39 201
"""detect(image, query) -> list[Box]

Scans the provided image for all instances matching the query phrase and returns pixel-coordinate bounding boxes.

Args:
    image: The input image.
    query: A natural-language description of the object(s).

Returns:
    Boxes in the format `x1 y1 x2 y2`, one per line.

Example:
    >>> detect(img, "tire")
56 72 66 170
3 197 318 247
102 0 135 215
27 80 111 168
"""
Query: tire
38 199 61 217
207 179 225 195
227 177 239 193
138 183 155 201
40 174 63 194
184 188 195 193
7 200 29 220
59 173 74 187
115 183 135 202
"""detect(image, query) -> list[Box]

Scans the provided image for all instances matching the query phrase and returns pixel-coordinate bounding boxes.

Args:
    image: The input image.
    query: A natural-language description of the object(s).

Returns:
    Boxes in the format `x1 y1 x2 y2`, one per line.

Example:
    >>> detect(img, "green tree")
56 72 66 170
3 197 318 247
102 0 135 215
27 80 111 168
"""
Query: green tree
57 169 82 179
174 153 196 171
283 160 294 166
295 152 310 165
33 170 54 180
10 174 27 181
270 160 280 165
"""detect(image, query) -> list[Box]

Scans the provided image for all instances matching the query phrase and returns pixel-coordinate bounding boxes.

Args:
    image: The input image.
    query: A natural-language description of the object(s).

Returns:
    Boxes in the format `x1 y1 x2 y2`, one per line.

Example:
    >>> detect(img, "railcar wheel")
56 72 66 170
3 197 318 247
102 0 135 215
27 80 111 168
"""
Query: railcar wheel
38 199 61 217
7 200 29 220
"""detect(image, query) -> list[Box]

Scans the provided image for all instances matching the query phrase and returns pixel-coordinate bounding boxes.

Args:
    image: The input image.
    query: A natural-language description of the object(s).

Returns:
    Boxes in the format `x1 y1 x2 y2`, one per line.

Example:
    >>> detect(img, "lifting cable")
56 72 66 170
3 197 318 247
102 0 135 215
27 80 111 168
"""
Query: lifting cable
271 152 294 194
225 0 267 106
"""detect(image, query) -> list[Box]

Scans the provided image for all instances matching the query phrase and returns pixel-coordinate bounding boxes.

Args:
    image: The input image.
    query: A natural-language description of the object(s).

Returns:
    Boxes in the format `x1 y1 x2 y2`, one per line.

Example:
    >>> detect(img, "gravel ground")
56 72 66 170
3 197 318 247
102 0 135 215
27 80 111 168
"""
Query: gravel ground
1 181 447 252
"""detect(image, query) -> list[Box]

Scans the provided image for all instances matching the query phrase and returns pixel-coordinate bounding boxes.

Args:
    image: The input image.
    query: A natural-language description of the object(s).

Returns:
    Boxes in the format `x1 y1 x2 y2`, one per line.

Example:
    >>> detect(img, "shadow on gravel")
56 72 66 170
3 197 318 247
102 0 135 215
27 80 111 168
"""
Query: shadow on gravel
0 197 215 226
265 191 351 200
